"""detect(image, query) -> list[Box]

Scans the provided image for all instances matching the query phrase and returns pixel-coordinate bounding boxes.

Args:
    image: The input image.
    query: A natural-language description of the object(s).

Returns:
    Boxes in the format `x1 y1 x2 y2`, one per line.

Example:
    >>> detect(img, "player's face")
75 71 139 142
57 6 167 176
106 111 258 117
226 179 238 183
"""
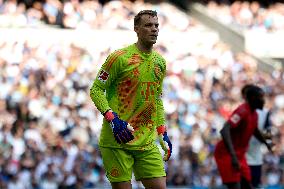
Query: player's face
252 92 265 110
135 15 159 45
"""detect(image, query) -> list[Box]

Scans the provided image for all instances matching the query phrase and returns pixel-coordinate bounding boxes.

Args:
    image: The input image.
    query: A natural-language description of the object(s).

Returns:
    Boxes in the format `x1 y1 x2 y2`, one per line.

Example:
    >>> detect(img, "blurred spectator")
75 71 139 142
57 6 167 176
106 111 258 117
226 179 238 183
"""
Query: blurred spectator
205 1 284 32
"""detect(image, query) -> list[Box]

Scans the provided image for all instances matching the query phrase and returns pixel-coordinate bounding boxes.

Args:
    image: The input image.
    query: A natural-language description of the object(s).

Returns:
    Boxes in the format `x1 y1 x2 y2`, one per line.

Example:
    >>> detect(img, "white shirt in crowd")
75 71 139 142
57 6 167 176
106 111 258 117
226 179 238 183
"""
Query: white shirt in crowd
246 108 270 165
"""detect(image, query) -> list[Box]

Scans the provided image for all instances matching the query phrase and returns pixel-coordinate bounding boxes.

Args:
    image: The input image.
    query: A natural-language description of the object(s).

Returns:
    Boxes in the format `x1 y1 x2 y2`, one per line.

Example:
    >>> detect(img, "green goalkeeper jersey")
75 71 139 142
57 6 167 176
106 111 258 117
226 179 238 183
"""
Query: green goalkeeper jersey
90 44 166 150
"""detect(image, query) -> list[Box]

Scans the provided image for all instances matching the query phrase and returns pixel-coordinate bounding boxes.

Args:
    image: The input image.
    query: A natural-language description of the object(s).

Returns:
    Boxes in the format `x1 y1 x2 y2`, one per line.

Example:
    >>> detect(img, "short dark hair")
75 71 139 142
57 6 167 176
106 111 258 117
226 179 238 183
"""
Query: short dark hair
134 10 157 26
245 85 264 101
241 84 255 99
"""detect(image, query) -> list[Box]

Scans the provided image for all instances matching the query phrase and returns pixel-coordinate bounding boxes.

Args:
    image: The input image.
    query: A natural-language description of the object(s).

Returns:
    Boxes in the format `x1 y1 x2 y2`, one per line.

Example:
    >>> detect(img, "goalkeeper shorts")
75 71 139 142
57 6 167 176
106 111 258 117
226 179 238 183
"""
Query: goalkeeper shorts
99 145 166 182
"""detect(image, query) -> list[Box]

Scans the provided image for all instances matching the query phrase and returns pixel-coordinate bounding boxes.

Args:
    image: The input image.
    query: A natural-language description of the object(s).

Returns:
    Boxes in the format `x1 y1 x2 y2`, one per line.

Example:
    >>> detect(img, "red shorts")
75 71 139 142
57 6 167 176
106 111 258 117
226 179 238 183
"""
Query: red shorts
214 152 251 183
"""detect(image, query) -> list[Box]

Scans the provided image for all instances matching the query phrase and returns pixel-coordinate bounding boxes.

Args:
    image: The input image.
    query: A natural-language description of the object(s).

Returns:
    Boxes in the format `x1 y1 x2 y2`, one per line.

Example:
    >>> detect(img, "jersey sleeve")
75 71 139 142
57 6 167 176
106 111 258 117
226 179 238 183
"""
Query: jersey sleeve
227 105 247 128
156 56 167 127
90 50 125 114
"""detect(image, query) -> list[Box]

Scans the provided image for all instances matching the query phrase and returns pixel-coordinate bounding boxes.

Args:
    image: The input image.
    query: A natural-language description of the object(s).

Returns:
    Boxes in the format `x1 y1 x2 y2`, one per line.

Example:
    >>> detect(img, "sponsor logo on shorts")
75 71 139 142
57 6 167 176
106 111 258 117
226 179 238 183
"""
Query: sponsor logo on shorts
110 167 119 177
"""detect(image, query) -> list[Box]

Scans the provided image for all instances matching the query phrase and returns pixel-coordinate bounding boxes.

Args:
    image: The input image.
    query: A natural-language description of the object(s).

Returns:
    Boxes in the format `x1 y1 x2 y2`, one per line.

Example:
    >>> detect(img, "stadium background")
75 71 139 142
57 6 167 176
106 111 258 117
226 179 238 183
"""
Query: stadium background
0 0 284 188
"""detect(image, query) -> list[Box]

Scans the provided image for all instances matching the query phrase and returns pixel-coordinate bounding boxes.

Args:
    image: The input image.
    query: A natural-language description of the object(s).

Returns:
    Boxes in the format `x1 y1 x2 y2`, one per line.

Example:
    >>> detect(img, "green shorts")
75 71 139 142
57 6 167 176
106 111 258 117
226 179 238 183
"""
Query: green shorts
99 145 166 182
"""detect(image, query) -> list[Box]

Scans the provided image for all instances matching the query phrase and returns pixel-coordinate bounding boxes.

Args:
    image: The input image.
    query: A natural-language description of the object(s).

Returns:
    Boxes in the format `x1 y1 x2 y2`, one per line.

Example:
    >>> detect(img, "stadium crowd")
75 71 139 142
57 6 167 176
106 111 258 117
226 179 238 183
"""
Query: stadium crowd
1 0 284 33
0 0 284 189
0 0 195 31
205 1 284 32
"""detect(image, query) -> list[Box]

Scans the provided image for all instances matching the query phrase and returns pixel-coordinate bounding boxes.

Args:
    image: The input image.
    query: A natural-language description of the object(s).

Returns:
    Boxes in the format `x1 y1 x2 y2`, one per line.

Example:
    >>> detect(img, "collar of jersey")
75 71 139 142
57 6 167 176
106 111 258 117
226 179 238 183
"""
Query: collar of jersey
133 43 153 59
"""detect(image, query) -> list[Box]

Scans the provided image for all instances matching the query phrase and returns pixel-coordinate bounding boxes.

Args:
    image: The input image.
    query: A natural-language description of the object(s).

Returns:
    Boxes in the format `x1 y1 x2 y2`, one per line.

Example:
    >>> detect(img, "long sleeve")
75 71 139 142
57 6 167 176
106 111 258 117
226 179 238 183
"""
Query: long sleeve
90 82 111 114
89 50 125 115
156 57 167 127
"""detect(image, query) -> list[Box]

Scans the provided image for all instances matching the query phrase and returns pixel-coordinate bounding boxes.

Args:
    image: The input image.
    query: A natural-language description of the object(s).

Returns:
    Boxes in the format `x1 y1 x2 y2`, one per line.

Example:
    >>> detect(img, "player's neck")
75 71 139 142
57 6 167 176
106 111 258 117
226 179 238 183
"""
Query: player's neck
247 102 256 112
135 42 153 54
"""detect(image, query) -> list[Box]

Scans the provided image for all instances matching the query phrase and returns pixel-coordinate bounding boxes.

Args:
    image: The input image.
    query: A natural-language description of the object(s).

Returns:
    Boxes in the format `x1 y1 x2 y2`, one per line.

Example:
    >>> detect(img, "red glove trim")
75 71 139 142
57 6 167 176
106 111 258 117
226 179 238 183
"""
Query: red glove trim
157 125 166 135
105 111 114 122
166 149 171 161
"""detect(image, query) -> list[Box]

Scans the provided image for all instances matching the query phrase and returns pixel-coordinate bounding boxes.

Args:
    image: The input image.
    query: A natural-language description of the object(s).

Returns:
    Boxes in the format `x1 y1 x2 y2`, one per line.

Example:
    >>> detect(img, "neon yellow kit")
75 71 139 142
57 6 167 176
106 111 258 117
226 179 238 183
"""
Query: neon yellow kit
90 43 167 181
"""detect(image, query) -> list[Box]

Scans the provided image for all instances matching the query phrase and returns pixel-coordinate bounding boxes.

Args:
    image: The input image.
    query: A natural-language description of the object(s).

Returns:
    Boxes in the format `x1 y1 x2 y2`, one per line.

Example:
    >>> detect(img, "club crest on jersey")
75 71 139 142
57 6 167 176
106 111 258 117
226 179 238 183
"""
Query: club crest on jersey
230 114 240 124
110 167 120 177
98 70 109 83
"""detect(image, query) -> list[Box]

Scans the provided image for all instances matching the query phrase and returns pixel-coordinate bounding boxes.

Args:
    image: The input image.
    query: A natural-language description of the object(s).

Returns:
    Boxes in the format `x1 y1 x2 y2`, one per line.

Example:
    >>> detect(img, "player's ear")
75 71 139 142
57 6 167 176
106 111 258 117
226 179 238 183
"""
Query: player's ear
134 25 139 33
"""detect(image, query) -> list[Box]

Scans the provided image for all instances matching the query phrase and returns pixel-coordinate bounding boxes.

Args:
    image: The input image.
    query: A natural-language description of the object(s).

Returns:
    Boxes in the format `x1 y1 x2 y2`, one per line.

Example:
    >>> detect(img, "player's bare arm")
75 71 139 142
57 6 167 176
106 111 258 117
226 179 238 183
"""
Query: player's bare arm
220 122 240 170
253 127 274 153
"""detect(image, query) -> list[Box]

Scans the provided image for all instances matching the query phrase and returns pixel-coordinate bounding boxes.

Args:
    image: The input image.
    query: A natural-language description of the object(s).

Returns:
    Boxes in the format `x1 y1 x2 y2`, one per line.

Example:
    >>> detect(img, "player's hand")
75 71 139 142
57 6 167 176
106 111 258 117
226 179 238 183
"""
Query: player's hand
263 133 272 140
266 142 275 153
231 155 240 171
104 111 134 144
157 125 172 161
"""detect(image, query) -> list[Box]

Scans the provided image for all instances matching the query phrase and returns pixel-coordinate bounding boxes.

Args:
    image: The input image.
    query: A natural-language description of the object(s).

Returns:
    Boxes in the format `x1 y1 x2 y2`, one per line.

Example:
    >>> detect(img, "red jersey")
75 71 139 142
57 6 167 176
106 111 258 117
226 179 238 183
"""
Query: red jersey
215 103 258 157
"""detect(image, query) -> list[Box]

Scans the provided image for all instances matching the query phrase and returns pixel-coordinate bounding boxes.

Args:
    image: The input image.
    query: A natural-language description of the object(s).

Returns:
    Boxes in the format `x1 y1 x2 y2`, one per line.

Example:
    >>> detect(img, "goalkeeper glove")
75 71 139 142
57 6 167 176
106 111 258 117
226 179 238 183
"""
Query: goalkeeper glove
104 111 134 144
157 125 172 161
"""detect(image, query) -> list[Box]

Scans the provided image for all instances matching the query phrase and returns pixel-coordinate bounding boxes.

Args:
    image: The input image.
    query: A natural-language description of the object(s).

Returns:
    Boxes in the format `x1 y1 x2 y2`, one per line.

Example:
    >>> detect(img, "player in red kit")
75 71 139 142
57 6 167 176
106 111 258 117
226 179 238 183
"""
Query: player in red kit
214 85 273 189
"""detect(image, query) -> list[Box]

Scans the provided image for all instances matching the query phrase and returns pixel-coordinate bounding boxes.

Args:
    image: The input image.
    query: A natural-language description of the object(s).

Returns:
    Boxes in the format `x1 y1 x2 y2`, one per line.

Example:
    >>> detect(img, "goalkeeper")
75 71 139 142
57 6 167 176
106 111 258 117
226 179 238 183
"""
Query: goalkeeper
90 10 172 189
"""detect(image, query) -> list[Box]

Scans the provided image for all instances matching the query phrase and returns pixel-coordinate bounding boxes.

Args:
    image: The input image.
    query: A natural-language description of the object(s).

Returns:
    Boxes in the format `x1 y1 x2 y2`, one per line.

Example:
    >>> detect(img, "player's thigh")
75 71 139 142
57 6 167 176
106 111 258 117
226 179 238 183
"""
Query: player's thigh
240 177 253 189
249 165 262 187
99 147 134 183
141 177 166 189
132 145 166 181
224 182 241 189
239 158 251 182
215 156 241 183
111 181 132 189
